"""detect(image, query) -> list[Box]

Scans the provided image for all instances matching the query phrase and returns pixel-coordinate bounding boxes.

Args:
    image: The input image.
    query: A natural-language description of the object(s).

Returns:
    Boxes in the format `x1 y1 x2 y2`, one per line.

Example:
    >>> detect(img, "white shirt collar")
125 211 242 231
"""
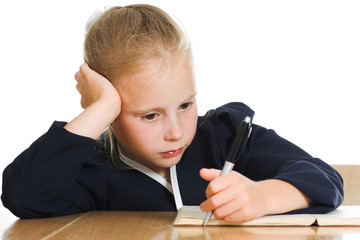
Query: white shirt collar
117 145 183 210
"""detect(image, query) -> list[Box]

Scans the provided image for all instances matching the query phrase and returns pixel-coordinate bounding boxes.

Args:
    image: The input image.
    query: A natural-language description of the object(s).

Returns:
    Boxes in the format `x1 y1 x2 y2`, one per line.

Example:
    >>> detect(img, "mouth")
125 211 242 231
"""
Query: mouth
160 147 184 158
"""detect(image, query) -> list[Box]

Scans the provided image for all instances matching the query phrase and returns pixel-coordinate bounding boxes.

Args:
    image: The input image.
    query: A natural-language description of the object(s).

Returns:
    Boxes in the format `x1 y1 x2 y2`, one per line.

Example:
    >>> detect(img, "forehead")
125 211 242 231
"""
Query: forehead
115 55 195 111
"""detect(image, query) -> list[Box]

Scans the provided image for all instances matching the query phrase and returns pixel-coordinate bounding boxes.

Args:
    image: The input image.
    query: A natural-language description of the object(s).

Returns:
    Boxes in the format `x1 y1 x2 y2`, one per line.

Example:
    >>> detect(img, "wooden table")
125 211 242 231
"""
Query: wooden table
2 211 360 240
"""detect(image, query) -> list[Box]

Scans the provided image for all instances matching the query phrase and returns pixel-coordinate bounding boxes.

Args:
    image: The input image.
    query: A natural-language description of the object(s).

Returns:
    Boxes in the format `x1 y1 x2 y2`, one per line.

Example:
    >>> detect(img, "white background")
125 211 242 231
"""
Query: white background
0 0 359 226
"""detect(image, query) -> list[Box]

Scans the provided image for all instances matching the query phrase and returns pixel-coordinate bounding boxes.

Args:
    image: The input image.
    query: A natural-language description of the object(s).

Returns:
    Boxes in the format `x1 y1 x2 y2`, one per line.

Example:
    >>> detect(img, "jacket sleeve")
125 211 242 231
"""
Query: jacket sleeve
242 126 344 213
1 121 106 218
214 102 344 214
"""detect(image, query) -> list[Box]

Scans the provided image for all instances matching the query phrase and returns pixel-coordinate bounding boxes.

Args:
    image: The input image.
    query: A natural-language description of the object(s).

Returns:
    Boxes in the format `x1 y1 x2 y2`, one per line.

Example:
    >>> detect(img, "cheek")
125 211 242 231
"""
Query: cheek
134 125 162 145
183 107 198 140
111 117 140 146
129 124 165 157
114 117 163 150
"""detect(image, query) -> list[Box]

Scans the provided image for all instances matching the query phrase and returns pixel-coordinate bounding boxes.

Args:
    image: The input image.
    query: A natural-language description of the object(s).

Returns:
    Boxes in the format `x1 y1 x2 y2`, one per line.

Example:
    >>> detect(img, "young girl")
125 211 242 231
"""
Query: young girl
1 4 343 220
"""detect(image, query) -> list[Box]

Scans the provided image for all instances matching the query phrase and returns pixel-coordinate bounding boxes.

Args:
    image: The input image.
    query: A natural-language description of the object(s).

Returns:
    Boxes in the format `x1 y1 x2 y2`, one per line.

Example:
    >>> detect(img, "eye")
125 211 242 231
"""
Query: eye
143 113 157 121
179 102 191 110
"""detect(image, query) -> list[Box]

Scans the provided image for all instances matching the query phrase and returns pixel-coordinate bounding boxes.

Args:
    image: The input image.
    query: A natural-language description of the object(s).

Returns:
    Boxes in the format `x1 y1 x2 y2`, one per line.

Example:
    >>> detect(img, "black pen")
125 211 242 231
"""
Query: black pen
202 116 252 226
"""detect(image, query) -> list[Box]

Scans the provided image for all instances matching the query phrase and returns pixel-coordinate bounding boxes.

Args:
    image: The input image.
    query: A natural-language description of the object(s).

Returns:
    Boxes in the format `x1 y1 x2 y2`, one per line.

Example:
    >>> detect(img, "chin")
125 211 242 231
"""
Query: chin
159 155 183 168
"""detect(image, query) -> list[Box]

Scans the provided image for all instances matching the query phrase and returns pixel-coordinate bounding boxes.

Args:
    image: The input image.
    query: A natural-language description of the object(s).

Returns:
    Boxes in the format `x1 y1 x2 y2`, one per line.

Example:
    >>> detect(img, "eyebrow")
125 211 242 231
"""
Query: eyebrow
131 92 197 115
184 93 197 102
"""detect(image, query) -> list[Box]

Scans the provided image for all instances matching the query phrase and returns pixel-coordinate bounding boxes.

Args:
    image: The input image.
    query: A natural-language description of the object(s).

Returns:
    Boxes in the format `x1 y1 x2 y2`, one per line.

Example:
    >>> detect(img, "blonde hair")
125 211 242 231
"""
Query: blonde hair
84 4 192 168
84 4 191 80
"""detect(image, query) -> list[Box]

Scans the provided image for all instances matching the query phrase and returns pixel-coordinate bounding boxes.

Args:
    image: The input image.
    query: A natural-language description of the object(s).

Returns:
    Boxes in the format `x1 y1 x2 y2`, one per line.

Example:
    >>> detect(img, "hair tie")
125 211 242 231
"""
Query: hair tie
84 6 111 35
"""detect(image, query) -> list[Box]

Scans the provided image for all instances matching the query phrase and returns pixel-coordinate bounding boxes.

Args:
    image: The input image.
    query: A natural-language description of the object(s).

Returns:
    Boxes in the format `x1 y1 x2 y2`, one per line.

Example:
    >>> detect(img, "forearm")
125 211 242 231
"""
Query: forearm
259 179 312 215
65 99 120 140
2 121 96 218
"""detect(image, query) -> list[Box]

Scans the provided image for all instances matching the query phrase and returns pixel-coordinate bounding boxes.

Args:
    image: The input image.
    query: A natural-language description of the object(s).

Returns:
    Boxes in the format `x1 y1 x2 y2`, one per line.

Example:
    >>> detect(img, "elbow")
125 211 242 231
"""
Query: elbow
1 189 56 219
331 169 345 207
1 193 34 219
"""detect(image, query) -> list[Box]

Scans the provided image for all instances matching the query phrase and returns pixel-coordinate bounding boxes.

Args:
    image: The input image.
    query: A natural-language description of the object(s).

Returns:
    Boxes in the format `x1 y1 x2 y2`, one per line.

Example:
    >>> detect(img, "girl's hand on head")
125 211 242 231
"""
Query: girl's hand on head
199 168 268 223
64 64 121 139
75 63 121 115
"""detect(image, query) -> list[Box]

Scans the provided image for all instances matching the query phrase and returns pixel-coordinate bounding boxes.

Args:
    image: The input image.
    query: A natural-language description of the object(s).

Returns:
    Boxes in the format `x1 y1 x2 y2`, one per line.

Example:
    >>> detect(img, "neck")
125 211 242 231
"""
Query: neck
158 168 170 179
117 144 171 179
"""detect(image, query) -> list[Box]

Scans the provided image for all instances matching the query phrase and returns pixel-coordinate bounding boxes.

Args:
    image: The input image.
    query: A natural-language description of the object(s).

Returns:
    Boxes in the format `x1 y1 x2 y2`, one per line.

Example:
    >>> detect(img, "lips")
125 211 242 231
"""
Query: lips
161 147 184 157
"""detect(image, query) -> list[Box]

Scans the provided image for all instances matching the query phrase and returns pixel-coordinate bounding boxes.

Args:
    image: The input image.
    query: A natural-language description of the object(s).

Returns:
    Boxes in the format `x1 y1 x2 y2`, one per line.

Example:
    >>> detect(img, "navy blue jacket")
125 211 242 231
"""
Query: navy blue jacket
1 102 344 218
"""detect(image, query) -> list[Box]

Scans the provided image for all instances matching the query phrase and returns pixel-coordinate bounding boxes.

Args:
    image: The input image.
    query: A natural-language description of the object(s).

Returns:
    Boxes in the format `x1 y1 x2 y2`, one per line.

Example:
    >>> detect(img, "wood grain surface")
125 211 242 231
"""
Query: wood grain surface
3 211 360 240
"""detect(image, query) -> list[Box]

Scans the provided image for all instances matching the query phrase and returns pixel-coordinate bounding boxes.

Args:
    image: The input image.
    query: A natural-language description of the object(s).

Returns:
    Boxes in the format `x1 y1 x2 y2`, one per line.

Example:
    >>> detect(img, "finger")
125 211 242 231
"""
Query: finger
80 63 99 81
74 70 83 84
200 197 214 212
223 208 255 223
79 63 90 74
199 168 221 182
212 196 241 220
200 186 235 213
74 63 90 85
205 171 239 198
76 83 81 93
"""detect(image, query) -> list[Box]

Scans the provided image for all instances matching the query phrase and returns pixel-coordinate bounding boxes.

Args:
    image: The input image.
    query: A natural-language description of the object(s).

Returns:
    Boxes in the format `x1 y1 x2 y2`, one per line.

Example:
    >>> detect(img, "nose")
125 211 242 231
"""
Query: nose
164 116 183 142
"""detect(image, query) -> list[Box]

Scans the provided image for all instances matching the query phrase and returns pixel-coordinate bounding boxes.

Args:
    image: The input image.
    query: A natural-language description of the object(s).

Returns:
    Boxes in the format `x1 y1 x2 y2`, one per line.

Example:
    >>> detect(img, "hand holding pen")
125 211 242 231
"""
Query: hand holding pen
201 116 252 226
